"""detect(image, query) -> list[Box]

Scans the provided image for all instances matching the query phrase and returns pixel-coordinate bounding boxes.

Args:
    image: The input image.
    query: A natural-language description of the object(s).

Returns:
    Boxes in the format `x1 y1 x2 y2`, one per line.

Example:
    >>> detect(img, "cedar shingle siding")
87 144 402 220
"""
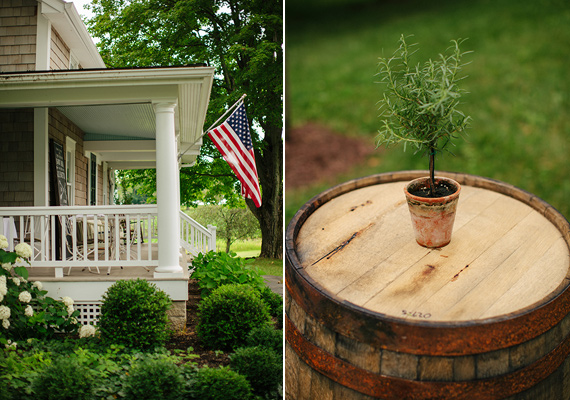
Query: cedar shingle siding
0 109 34 206
0 0 37 73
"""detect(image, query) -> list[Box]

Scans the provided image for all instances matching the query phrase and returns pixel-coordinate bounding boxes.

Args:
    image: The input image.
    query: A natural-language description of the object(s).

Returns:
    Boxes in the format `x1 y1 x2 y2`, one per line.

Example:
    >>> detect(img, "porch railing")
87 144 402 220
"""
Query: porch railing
0 205 216 277
179 210 217 256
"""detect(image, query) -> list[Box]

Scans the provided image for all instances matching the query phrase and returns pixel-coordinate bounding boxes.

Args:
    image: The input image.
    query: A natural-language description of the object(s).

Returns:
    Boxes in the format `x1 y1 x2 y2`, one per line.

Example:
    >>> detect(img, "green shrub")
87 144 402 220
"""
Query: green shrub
98 279 172 350
31 356 95 400
191 251 265 297
197 284 271 350
189 366 252 400
246 325 283 355
257 286 282 317
230 346 282 395
122 355 185 400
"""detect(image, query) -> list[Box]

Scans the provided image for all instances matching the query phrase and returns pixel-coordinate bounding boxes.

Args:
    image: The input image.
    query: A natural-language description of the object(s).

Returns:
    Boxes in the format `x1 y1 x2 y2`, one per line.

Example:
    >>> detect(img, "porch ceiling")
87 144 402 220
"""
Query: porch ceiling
0 66 214 169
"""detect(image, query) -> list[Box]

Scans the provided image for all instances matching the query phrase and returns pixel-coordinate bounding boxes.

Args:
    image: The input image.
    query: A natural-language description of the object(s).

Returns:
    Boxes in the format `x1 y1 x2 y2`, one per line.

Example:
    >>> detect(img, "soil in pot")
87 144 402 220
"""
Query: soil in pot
408 180 458 198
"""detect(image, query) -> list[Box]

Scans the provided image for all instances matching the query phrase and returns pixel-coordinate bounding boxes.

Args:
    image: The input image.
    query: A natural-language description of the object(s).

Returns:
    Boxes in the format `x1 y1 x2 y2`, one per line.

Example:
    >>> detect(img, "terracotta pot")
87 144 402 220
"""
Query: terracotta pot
404 176 461 248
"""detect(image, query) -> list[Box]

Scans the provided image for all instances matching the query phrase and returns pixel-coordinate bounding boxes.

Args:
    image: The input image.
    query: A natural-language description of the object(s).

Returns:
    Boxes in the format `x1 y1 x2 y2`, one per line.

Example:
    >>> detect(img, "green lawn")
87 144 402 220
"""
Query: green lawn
286 0 570 225
215 238 283 277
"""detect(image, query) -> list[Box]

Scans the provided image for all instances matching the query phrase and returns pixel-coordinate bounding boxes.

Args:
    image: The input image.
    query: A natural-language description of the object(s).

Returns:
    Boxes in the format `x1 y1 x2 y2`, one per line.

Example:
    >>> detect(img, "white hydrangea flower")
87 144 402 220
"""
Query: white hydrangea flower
0 276 6 296
32 281 43 291
12 277 20 286
0 305 10 320
0 293 3 302
0 235 8 250
62 296 74 307
71 317 78 324
67 304 75 316
79 324 97 338
19 291 32 303
5 339 16 349
1 263 11 272
2 319 9 329
24 305 34 317
14 243 32 259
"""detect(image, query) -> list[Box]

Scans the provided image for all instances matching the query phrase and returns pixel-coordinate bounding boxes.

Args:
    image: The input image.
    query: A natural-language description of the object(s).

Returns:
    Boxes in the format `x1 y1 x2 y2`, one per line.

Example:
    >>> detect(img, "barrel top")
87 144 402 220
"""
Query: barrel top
294 175 570 323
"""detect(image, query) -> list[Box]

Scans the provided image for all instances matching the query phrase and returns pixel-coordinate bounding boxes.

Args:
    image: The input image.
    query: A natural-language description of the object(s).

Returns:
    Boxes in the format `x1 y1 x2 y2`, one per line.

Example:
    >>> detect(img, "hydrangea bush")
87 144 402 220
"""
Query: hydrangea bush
0 235 80 347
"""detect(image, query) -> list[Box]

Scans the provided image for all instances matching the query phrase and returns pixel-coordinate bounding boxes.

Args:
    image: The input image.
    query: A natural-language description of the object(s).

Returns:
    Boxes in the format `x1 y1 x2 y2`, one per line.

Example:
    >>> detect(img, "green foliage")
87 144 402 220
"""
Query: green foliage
197 284 271 351
230 346 282 396
87 0 283 259
191 251 265 297
31 356 96 400
376 35 471 194
246 325 283 355
0 338 198 399
122 354 186 400
188 366 252 400
376 35 472 156
257 286 282 318
186 204 261 253
0 246 80 345
98 279 172 350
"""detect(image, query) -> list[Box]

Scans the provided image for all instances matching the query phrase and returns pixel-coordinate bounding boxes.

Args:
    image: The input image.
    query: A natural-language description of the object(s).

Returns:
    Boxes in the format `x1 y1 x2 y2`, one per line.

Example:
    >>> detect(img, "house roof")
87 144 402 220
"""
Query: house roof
0 66 215 169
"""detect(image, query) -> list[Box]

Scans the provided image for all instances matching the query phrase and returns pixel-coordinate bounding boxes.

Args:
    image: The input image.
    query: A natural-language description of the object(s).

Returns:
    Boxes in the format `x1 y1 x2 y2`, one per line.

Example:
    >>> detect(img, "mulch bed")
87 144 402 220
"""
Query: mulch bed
165 279 231 368
285 123 375 189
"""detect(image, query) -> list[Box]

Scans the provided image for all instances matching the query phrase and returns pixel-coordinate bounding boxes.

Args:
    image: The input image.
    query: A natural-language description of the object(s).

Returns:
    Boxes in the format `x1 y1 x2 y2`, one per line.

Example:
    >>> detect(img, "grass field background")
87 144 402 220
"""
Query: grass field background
286 0 570 225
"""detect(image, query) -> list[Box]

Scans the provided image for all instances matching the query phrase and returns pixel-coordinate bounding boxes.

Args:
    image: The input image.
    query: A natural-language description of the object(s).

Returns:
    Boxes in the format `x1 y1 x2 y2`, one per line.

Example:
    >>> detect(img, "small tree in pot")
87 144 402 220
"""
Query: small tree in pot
376 35 472 247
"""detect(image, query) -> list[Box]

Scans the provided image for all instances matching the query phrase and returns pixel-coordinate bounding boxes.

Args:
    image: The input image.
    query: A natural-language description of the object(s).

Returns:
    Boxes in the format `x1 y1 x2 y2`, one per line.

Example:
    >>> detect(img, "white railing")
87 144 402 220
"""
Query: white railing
0 205 159 277
179 210 216 256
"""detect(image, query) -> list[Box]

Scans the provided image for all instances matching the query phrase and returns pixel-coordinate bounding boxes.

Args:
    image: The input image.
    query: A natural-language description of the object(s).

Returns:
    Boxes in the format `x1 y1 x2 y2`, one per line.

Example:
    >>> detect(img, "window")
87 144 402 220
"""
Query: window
65 137 76 206
89 153 97 206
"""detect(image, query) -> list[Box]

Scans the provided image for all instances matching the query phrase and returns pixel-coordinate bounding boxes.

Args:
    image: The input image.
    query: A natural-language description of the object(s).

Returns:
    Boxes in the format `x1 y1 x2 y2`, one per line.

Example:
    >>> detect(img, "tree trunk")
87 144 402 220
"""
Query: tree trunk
225 237 231 254
247 121 283 259
429 145 436 197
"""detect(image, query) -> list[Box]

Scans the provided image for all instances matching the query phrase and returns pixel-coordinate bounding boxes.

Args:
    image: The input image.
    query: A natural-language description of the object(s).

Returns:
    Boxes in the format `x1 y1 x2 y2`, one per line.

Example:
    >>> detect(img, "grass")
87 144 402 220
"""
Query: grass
286 0 570 225
215 237 283 277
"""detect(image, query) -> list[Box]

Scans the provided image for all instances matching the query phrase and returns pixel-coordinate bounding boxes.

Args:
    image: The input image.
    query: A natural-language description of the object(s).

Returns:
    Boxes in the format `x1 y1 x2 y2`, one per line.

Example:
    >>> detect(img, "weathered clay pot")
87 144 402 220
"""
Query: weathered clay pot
404 176 461 248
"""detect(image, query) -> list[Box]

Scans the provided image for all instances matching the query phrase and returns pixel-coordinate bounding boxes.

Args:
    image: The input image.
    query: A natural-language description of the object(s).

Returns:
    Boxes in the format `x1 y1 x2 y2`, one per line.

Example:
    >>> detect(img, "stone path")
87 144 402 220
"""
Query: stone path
263 275 283 296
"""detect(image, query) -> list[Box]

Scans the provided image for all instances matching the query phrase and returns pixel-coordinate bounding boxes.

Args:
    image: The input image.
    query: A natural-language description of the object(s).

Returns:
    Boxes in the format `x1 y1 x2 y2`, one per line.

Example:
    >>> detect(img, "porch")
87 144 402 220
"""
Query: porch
0 205 216 327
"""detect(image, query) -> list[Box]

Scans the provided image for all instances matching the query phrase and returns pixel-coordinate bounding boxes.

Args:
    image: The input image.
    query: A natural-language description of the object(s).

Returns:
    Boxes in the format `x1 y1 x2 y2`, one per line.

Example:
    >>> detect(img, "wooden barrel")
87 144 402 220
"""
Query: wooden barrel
285 171 570 400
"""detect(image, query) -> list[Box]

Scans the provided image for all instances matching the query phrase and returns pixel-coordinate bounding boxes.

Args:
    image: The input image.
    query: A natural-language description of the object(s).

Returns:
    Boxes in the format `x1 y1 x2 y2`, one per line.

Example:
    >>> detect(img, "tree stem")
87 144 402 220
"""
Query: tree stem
429 146 436 197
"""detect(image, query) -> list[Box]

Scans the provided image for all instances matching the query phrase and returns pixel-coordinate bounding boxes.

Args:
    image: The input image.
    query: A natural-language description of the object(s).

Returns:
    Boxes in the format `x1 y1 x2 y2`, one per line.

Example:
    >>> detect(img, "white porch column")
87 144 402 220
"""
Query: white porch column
154 102 182 276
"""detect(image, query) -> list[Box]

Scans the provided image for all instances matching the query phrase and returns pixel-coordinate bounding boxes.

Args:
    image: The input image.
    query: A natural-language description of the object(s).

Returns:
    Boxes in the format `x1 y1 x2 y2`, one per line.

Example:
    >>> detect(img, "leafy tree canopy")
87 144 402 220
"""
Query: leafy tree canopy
87 0 283 258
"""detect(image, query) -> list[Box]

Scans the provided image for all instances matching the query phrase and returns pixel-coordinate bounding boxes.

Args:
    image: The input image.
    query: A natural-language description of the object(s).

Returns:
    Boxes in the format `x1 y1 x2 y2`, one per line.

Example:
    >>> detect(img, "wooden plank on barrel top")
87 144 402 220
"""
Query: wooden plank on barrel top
362 193 534 320
334 186 501 306
424 210 565 321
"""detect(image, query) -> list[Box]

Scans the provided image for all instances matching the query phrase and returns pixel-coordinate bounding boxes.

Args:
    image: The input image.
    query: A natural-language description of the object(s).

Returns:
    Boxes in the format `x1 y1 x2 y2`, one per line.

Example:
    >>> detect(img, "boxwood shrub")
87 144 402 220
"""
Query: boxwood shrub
230 346 282 396
246 325 283 355
197 283 271 350
122 355 186 400
188 366 252 400
32 356 96 400
98 279 172 350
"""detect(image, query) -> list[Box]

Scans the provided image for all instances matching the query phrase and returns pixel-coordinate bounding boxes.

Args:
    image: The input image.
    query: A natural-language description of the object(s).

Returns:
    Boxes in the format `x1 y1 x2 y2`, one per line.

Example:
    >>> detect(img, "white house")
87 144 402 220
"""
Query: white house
0 0 217 328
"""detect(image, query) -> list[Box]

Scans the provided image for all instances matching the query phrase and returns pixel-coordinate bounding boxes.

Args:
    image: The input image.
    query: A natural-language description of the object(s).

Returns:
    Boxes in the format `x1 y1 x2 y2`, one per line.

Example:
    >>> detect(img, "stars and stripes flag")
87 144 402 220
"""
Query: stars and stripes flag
208 102 262 207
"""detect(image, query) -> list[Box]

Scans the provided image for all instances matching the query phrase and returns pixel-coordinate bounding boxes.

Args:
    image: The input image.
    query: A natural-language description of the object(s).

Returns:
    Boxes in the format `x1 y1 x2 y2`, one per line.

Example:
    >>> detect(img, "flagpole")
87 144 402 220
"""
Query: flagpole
178 94 247 163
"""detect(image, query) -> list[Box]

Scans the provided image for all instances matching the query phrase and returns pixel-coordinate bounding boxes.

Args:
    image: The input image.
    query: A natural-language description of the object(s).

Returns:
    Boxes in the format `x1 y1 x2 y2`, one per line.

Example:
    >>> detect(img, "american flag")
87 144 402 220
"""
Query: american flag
208 102 262 207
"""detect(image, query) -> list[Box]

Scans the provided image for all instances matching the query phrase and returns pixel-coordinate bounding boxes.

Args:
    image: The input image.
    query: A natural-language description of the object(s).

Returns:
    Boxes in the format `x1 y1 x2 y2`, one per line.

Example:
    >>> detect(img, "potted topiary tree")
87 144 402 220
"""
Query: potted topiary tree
376 35 472 248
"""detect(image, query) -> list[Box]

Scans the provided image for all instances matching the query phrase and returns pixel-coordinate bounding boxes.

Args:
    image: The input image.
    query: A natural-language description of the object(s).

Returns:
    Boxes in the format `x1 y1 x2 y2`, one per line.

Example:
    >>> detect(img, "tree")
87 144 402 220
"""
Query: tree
87 0 283 258
188 204 260 253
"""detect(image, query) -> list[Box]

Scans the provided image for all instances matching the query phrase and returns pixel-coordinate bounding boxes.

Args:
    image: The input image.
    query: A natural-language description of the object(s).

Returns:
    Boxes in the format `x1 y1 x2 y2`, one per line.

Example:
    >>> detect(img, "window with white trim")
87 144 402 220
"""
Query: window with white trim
65 137 76 206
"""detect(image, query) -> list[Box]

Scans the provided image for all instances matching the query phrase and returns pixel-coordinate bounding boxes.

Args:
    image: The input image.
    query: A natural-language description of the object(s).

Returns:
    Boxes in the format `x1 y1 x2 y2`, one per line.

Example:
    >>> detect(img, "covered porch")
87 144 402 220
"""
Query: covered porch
0 66 216 327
